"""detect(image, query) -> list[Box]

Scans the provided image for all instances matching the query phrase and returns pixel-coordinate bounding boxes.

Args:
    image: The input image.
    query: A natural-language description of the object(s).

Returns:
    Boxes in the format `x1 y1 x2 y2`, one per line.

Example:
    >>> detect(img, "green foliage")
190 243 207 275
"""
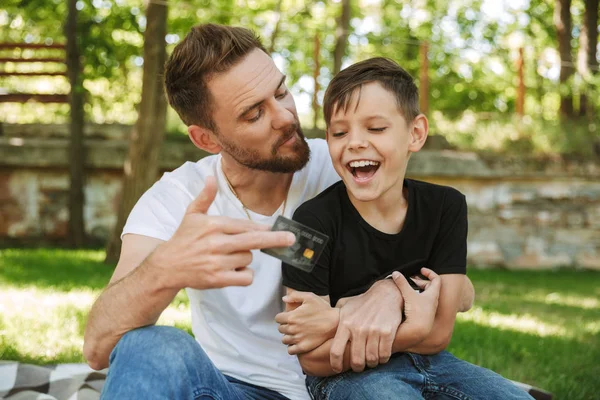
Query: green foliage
0 0 598 154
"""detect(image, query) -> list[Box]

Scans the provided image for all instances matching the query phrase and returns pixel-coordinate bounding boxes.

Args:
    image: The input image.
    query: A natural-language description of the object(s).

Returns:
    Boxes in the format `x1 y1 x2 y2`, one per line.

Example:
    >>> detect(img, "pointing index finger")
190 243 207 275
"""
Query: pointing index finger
227 230 296 252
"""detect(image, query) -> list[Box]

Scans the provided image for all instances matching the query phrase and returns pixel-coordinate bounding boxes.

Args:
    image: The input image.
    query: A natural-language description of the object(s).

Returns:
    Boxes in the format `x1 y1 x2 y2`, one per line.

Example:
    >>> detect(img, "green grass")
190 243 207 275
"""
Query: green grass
1 249 599 399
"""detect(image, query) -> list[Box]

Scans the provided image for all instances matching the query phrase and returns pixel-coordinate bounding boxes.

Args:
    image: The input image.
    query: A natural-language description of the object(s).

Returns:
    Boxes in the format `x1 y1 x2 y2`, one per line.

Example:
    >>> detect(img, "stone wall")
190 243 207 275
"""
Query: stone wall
1 124 599 269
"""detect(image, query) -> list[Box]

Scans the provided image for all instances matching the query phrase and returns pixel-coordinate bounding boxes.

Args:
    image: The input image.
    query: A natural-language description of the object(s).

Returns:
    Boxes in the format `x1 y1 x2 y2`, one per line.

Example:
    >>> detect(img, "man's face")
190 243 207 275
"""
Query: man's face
327 82 415 202
207 48 309 173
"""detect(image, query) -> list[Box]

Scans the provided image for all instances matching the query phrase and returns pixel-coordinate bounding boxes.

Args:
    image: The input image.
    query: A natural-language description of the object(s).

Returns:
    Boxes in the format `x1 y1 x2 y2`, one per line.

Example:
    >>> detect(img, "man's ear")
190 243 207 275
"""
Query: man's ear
188 125 222 154
408 114 429 153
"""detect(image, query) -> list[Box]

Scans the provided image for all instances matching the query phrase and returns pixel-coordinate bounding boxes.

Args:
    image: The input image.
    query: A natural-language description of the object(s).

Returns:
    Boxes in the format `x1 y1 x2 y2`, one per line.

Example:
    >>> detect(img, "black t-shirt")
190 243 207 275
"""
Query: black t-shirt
282 179 468 306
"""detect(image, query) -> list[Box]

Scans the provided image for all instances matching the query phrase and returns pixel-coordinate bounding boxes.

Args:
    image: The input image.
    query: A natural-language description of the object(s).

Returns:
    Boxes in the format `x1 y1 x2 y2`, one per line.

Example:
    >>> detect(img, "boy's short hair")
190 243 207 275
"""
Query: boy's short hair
323 57 419 126
164 24 266 131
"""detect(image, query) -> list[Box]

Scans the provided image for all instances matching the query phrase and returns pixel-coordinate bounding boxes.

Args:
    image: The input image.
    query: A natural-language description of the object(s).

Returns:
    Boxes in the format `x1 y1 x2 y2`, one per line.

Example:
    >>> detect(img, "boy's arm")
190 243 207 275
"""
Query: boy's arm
276 288 352 377
281 272 470 376
392 273 466 354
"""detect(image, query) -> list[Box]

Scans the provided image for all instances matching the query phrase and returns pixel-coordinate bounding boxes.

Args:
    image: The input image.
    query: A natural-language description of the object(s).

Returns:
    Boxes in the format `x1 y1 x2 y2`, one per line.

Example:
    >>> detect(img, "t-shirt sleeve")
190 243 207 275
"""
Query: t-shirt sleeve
281 207 331 296
121 178 194 242
428 190 468 275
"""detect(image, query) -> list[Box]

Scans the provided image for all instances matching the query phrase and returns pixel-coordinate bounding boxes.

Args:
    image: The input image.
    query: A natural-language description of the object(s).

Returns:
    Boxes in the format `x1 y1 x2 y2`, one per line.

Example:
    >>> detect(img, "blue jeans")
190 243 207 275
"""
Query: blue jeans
101 326 290 400
306 351 534 400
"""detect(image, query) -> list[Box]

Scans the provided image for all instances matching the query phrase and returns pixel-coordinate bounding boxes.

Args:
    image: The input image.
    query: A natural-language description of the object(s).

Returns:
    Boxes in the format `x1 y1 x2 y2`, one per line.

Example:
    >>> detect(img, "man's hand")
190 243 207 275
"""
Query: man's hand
392 268 441 338
275 291 339 355
148 176 296 290
330 279 403 373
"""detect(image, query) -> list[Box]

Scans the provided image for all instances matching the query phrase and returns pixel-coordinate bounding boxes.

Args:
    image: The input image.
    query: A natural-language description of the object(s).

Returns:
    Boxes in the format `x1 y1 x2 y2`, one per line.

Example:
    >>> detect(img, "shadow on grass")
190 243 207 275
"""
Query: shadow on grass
450 319 600 400
0 248 113 291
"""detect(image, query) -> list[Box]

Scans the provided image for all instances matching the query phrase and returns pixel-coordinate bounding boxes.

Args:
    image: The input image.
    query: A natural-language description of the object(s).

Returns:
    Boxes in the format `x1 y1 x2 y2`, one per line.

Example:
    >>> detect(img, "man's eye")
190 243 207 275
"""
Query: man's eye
248 109 263 122
276 90 288 100
369 127 387 132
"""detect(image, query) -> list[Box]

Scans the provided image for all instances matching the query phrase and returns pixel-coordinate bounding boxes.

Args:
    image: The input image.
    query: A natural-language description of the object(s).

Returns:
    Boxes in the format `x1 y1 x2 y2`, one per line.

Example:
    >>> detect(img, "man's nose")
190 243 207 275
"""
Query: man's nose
271 102 296 131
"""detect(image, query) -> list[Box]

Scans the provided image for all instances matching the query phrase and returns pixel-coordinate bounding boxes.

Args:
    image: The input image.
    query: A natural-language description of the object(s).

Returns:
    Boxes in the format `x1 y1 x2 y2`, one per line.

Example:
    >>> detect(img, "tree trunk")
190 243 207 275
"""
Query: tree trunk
577 0 599 117
65 0 85 248
333 0 351 74
268 0 284 54
554 0 575 118
313 32 320 129
105 0 168 264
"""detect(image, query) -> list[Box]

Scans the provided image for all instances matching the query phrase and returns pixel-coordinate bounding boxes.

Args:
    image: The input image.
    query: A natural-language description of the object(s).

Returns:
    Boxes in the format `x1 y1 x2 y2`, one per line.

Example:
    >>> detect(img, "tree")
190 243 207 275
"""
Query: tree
577 0 599 117
267 0 284 54
66 0 85 247
554 0 575 118
105 0 168 264
333 0 351 74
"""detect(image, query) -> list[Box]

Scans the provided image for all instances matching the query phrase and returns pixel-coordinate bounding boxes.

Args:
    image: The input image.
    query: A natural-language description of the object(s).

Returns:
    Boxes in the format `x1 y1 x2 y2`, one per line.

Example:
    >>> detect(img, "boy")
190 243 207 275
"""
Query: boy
277 57 532 399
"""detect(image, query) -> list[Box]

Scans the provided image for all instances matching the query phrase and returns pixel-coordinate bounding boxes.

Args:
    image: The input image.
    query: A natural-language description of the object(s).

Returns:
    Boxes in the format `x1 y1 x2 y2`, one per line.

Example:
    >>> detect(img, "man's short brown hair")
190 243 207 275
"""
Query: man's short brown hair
164 24 266 131
323 57 419 126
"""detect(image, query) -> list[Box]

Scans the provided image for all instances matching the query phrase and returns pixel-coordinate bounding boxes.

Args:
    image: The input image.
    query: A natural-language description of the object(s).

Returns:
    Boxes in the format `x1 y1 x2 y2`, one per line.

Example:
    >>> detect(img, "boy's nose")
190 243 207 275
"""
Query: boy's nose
347 131 368 150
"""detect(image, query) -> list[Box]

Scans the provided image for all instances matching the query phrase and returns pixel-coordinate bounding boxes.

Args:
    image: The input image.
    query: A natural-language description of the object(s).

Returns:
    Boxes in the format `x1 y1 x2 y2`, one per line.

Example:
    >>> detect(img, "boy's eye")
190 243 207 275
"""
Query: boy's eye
248 109 263 122
331 131 347 137
369 127 387 132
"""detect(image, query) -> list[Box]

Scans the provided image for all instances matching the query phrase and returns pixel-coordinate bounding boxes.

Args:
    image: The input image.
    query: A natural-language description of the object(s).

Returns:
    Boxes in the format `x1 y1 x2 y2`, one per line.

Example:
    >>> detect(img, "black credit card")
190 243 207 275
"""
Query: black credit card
261 216 329 273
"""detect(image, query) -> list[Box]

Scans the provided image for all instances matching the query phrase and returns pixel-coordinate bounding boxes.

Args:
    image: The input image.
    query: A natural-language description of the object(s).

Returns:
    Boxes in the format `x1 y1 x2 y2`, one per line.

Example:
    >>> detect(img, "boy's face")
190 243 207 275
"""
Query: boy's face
326 81 427 202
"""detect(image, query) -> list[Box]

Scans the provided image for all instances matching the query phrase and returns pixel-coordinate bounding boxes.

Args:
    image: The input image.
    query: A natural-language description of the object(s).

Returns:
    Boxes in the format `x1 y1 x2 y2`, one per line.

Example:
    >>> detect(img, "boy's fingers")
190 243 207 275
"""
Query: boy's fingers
410 276 429 289
275 312 289 324
282 291 312 304
420 267 439 281
391 271 415 295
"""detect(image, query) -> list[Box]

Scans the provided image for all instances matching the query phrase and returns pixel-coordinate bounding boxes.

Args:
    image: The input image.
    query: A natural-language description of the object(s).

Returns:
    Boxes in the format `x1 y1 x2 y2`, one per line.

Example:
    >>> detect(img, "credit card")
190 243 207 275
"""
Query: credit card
261 216 329 273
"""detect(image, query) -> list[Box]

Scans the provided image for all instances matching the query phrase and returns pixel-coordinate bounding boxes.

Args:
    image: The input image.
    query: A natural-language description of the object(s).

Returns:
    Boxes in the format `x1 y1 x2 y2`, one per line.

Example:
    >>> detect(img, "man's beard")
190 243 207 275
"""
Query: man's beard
218 124 310 173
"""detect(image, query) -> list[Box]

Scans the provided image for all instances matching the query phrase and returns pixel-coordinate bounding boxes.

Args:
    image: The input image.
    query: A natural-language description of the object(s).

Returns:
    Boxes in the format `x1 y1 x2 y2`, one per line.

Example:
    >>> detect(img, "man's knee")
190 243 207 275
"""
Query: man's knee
111 326 202 366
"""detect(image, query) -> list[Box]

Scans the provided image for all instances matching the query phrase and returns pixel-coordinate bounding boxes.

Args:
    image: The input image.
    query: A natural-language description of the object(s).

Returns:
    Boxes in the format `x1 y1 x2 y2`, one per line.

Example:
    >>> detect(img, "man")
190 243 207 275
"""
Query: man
84 24 472 399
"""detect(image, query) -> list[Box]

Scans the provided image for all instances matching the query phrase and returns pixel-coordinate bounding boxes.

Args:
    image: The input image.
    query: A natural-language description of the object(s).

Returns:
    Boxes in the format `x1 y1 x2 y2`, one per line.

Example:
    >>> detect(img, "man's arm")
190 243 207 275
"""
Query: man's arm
84 178 296 370
280 273 471 376
83 234 175 370
278 279 404 376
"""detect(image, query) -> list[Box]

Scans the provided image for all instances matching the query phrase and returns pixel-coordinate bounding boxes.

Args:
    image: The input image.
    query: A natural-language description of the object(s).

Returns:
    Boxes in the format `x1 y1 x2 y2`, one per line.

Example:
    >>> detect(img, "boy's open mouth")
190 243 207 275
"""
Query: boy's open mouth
346 160 380 181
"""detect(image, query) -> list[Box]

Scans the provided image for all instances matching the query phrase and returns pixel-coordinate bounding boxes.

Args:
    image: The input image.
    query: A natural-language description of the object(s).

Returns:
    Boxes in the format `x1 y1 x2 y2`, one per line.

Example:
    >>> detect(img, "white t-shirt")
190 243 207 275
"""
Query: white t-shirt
122 139 339 400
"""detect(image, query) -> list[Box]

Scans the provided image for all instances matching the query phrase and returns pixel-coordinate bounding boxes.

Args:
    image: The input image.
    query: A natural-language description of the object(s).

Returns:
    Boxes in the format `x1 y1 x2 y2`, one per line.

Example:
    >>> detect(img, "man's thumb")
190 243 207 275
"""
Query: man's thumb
187 176 218 214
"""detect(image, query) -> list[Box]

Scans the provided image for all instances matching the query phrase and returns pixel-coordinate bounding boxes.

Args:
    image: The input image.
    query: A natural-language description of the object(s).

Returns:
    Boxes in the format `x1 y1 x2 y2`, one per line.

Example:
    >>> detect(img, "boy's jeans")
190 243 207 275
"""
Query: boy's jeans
306 351 534 400
100 325 289 400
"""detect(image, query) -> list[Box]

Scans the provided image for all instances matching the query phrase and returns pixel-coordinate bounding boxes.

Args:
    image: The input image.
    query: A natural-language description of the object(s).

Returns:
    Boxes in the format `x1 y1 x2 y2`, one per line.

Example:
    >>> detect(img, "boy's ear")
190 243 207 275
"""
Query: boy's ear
188 125 222 154
325 129 329 141
408 114 429 153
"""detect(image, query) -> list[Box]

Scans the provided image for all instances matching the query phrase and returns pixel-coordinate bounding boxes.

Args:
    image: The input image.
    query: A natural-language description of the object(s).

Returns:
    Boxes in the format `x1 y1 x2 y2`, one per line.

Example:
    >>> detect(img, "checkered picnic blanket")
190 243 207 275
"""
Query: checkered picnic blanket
0 361 552 400
0 362 106 400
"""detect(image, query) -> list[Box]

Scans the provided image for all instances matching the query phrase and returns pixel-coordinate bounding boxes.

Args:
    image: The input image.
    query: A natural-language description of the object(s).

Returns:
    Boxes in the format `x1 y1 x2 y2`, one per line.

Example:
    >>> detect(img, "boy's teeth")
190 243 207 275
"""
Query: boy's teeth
349 160 379 167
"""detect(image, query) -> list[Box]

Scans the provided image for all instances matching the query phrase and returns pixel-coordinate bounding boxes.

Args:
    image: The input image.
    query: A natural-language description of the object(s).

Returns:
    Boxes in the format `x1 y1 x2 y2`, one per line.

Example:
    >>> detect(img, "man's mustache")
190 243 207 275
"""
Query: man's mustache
274 123 303 149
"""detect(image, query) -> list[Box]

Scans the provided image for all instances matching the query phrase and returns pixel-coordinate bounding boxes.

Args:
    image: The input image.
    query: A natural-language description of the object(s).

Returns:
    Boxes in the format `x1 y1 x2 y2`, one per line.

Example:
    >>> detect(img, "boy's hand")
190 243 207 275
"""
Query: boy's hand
392 268 441 336
275 292 339 355
330 279 403 373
